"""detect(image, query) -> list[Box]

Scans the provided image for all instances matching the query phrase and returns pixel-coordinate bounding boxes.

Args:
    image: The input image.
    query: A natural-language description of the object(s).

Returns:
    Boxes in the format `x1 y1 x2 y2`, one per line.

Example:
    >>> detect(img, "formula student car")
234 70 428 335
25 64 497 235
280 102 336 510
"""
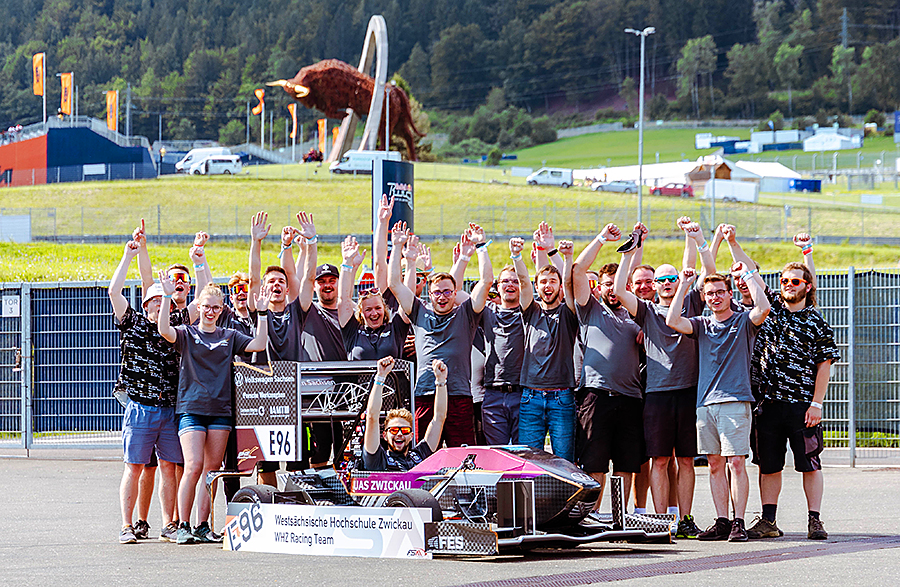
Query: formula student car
229 445 674 555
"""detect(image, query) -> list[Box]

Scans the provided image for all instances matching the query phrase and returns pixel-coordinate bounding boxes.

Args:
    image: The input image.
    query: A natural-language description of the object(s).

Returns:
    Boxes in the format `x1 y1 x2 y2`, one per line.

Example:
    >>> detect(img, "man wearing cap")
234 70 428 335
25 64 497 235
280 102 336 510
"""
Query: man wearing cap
109 236 183 544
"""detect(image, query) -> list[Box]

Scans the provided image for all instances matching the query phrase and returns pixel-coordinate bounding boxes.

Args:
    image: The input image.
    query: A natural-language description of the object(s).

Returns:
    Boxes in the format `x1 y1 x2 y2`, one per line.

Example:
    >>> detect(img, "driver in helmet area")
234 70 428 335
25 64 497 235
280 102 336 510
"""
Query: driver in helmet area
361 356 448 471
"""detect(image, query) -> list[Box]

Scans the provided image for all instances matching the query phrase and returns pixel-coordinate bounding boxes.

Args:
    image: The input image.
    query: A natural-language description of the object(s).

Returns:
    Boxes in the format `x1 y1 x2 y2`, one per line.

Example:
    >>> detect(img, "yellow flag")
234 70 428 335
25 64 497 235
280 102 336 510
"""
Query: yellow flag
252 89 265 115
60 73 73 115
332 127 338 149
317 118 326 153
106 90 118 131
32 53 45 96
288 103 297 139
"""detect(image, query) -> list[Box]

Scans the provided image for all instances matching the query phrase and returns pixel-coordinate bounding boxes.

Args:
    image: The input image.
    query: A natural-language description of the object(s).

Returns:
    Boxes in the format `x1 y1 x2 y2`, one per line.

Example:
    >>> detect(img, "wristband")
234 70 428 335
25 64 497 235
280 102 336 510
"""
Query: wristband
475 239 492 249
277 241 292 259
597 235 607 244
305 236 318 245
340 263 354 271
257 309 268 316
535 245 546 251
741 269 758 281
373 376 386 386
458 254 471 262
547 248 558 257
193 263 204 270
510 253 523 261
163 294 173 299
810 401 823 410
698 240 709 253
802 245 813 255
435 380 447 387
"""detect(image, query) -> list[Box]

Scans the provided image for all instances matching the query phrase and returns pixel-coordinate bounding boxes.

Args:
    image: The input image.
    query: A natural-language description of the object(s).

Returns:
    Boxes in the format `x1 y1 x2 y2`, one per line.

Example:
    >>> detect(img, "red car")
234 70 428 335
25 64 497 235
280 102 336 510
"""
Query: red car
650 183 694 198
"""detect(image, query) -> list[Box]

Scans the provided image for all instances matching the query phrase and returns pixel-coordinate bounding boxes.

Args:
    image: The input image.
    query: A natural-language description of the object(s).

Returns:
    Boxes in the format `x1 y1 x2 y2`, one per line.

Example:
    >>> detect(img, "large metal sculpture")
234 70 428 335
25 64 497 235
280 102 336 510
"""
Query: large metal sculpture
269 15 424 161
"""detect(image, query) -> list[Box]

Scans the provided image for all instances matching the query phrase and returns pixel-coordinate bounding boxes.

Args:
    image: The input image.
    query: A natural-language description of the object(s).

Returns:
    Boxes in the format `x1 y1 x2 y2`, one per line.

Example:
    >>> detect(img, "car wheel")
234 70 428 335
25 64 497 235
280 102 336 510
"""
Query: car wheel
527 180 536 186
223 170 231 175
681 191 689 197
232 484 277 504
561 183 569 188
193 169 201 175
626 188 635 194
384 489 443 522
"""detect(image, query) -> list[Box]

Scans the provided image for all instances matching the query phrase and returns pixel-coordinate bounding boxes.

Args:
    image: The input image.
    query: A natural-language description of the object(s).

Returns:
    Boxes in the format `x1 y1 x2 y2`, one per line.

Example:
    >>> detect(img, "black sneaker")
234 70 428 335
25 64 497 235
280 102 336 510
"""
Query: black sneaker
728 518 748 542
120 524 137 544
675 515 702 539
176 522 195 545
159 522 178 543
697 517 731 541
133 519 150 540
746 516 783 539
193 521 223 544
808 515 828 540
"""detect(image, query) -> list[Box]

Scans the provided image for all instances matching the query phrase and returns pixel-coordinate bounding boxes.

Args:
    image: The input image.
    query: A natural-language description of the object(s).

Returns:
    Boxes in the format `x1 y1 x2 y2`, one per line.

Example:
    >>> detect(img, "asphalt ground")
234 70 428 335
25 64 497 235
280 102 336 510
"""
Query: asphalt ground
2 449 899 586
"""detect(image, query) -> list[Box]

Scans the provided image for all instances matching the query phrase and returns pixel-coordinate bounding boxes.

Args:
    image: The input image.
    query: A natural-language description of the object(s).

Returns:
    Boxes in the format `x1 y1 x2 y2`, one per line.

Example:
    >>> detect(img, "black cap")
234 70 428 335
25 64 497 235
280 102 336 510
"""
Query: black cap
315 263 340 280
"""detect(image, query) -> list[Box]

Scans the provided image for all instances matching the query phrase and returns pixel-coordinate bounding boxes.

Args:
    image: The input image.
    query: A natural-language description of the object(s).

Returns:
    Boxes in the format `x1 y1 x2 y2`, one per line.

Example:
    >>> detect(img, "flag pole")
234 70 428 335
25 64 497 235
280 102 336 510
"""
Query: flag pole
42 54 47 124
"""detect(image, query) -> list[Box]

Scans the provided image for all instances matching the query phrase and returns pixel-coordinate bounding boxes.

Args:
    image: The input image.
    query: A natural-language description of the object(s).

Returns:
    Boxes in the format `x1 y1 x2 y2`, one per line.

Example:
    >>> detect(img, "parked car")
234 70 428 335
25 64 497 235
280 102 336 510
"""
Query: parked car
189 154 242 176
650 183 694 197
330 150 401 174
591 180 638 193
175 147 230 172
526 167 573 188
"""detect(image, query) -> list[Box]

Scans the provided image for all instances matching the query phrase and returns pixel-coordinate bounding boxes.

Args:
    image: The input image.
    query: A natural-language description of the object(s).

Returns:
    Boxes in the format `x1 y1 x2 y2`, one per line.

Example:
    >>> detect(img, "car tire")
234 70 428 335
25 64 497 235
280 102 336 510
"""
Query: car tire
384 489 443 522
193 169 201 175
224 170 231 175
681 191 689 198
232 484 277 504
527 180 536 186
561 183 569 188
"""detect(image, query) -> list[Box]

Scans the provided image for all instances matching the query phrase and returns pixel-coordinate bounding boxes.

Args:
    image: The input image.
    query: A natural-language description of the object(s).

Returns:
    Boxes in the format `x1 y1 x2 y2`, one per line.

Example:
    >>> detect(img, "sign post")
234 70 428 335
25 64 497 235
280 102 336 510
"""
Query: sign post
372 159 414 249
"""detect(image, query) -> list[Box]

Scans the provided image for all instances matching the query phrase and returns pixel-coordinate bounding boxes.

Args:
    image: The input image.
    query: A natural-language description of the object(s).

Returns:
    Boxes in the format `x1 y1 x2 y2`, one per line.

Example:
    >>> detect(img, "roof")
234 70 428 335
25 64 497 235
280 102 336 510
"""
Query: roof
732 160 801 179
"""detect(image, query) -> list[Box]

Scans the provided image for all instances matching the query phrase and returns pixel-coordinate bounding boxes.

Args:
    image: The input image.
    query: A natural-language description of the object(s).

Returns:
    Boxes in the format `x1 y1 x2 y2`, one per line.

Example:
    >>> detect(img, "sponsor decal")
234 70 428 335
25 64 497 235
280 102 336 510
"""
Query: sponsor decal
571 472 594 483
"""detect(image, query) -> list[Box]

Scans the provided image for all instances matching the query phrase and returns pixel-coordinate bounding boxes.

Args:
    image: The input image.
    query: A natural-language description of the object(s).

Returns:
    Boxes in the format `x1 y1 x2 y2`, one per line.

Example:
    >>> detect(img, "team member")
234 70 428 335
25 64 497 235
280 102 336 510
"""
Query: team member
747 258 840 540
667 264 770 542
514 228 580 461
388 222 491 447
571 224 644 506
613 221 714 538
158 280 270 544
361 356 448 471
479 239 527 445
337 234 411 360
109 237 183 545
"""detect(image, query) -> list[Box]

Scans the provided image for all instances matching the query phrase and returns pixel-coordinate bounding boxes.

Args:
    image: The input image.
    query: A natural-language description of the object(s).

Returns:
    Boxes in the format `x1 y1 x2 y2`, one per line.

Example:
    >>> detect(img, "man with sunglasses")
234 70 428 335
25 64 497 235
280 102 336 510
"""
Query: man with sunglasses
362 357 448 471
388 222 491 448
743 245 839 541
612 220 715 539
667 262 770 542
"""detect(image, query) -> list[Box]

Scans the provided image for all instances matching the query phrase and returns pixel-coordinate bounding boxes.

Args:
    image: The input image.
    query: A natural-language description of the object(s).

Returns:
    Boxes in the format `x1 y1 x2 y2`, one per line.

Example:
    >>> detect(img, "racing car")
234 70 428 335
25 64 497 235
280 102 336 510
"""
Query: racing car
228 445 674 555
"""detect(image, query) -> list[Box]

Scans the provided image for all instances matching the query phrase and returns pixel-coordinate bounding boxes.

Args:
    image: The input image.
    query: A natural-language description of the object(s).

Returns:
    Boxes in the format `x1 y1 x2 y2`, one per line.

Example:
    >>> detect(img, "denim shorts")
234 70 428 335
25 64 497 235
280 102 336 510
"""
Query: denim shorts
177 413 233 435
122 400 183 465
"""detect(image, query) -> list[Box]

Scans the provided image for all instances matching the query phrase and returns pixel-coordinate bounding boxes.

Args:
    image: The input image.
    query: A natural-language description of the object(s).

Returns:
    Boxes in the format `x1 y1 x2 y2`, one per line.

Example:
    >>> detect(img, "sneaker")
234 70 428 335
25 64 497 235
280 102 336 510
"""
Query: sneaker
133 519 150 540
675 515 702 539
728 518 748 542
746 516 783 539
697 517 731 541
176 522 195 545
119 524 137 544
159 522 178 543
192 521 223 544
808 516 828 540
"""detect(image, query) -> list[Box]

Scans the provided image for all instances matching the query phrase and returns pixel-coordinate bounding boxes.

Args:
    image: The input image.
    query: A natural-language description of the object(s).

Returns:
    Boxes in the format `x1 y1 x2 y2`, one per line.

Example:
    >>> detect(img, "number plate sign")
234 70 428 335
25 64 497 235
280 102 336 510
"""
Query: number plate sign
234 361 300 468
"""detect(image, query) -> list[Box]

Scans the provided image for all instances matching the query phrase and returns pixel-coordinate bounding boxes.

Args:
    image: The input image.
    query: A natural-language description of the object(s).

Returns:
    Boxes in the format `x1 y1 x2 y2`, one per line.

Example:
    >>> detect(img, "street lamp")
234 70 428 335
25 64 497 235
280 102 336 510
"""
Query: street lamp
625 26 655 224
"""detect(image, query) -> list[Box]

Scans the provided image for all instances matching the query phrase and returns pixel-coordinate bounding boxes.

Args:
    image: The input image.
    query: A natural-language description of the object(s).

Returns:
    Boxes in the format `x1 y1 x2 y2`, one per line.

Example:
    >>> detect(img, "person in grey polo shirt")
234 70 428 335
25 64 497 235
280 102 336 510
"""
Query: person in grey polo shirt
667 265 770 543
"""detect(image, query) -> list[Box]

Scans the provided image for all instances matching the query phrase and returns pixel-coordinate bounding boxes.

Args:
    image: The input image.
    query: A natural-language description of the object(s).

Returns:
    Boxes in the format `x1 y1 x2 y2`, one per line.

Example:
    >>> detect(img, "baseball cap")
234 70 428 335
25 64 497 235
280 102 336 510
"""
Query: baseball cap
315 264 340 280
142 282 164 305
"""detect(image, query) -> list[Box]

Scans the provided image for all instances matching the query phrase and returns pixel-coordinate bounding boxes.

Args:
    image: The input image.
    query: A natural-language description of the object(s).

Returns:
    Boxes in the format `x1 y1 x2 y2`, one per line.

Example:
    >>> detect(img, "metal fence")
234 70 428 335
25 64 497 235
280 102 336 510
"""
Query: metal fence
1 270 898 465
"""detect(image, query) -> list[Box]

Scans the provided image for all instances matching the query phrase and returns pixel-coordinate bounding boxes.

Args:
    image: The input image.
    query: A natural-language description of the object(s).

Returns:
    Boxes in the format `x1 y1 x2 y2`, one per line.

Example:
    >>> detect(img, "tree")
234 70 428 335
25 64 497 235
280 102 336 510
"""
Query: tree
774 42 803 116
725 43 766 118
397 43 431 99
429 24 491 109
619 77 637 115
676 36 717 118
830 45 857 113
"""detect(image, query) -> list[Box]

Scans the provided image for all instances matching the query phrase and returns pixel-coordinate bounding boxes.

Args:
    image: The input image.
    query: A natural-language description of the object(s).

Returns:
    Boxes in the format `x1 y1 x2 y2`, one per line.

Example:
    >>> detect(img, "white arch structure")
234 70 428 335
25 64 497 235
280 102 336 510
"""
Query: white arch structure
328 15 388 162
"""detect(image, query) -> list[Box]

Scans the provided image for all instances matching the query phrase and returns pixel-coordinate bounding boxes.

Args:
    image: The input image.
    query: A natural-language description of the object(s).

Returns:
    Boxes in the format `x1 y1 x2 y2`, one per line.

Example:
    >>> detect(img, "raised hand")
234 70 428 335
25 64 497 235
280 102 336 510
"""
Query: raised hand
124 239 140 258
676 216 692 231
466 223 486 245
250 211 271 242
685 222 705 244
509 237 525 257
558 240 574 258
534 221 555 250
189 245 205 265
377 194 394 222
432 359 448 385
132 219 147 249
296 211 316 240
418 243 433 271
390 221 409 247
281 226 299 247
376 355 395 378
600 223 622 242
255 284 272 310
452 242 461 264
680 266 697 285
793 233 812 248
459 230 476 258
405 233 420 258
341 235 362 265
158 269 175 295
722 224 737 244
193 231 209 248
634 222 649 238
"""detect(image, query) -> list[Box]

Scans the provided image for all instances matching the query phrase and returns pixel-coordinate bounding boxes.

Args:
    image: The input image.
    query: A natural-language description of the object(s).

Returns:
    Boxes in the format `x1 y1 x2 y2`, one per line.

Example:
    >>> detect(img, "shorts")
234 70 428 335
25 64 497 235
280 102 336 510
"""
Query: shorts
696 401 752 457
755 399 824 474
177 413 232 435
415 394 475 448
644 387 698 458
575 389 644 474
122 400 183 465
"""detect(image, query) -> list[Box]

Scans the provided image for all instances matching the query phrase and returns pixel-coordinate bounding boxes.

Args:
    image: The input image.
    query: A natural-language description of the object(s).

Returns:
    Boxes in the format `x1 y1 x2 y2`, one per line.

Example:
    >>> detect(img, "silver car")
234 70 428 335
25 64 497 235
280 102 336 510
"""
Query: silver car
591 180 638 193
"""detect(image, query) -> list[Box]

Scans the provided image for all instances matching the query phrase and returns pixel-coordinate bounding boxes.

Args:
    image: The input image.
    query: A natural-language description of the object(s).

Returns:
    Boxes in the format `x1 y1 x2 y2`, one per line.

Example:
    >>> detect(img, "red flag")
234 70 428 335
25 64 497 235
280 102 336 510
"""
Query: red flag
252 89 265 115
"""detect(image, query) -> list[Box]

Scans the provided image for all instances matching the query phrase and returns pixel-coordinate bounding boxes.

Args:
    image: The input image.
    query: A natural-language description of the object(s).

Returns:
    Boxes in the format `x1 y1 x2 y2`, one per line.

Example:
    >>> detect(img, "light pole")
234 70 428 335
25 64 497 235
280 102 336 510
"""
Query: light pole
625 26 655 224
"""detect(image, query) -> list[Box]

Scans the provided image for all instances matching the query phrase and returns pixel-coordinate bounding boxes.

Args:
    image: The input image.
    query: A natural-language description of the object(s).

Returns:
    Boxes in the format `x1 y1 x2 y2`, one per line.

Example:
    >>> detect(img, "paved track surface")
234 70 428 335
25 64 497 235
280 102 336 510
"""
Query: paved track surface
2 450 899 586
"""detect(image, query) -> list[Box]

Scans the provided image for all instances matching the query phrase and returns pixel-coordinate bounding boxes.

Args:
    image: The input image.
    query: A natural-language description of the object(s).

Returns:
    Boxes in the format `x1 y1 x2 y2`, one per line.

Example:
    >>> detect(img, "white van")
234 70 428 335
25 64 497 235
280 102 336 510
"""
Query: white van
330 150 401 174
526 167 574 188
189 155 242 176
175 147 231 172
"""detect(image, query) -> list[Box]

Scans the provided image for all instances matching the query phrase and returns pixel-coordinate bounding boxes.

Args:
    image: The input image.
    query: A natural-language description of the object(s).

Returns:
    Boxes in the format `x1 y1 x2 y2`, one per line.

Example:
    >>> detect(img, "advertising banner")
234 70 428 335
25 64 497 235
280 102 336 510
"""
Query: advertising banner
106 91 117 131
32 53 44 96
224 502 432 559
234 362 300 470
317 118 326 154
252 89 265 115
288 103 297 139
60 73 72 115
372 159 414 236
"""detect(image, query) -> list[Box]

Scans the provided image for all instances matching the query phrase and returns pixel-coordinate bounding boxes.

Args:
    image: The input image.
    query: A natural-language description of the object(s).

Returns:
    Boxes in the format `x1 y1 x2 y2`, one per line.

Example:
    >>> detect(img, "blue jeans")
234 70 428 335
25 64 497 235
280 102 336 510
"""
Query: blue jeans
518 387 575 461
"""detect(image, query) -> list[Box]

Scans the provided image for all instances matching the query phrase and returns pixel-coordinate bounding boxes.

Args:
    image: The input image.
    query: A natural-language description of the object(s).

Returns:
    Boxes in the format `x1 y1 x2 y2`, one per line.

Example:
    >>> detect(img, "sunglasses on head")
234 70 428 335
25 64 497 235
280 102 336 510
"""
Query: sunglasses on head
386 426 412 435
231 282 249 294
168 271 189 283
415 275 426 285
359 287 381 299
588 279 598 289
654 275 679 283
780 277 808 287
